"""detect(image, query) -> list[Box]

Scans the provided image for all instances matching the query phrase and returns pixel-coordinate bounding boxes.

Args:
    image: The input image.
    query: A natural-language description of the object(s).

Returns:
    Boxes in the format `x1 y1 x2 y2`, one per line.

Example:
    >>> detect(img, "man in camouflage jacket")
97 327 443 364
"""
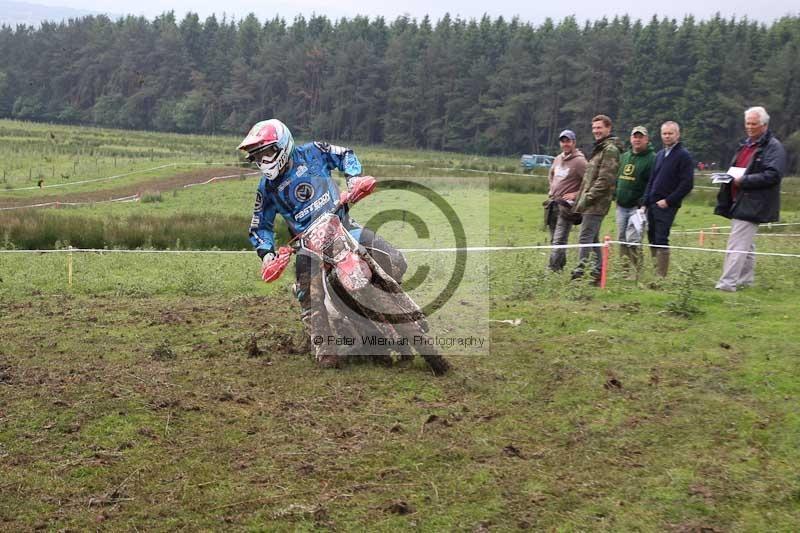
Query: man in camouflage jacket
571 114 623 283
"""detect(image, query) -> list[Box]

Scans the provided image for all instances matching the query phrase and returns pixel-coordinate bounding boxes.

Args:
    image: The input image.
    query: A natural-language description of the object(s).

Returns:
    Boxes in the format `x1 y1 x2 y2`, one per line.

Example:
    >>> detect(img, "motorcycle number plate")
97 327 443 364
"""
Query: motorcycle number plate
303 214 345 257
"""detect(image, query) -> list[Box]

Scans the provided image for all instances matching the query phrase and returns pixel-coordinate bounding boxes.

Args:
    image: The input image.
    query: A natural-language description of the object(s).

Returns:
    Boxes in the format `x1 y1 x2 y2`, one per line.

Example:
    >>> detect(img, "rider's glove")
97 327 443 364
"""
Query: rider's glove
261 250 276 267
261 246 293 283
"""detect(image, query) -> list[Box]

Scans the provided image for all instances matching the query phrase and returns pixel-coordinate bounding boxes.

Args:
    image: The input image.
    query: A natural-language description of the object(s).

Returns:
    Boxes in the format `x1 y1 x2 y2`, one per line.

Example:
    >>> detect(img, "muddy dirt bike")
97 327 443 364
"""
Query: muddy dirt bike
261 177 451 376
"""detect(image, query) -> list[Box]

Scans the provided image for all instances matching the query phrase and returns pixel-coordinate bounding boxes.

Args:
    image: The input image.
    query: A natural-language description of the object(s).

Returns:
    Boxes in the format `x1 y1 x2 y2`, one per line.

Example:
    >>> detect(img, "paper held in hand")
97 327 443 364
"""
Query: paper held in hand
711 166 746 184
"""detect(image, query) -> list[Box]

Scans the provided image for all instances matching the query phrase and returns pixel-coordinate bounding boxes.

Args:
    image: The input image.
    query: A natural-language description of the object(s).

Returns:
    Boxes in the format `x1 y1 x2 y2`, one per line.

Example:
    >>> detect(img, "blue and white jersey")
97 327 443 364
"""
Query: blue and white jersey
249 141 362 254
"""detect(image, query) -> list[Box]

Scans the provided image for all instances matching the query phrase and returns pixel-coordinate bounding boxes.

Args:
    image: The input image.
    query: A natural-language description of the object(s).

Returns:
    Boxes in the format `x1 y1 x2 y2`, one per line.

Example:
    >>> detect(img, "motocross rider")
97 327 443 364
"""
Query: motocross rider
238 119 407 368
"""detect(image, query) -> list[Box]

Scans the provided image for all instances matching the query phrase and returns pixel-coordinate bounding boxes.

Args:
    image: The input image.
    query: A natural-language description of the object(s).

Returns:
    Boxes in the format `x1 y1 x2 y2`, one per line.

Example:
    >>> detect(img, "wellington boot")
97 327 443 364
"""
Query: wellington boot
628 247 642 280
620 245 641 280
619 245 631 267
655 249 670 278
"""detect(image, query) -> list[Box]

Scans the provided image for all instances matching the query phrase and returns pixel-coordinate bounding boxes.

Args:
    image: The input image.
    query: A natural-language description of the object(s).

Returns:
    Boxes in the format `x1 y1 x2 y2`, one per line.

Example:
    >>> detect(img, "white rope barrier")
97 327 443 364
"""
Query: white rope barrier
2 240 799 258
676 231 800 237
676 221 800 232
618 241 800 258
693 185 793 194
0 249 251 254
0 194 140 211
400 243 601 252
0 243 599 254
182 171 259 188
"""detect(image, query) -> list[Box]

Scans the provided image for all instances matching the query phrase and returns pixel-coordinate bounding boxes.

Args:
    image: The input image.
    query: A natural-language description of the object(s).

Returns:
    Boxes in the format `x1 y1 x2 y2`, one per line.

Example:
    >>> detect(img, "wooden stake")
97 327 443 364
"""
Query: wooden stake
600 235 611 289
68 246 73 287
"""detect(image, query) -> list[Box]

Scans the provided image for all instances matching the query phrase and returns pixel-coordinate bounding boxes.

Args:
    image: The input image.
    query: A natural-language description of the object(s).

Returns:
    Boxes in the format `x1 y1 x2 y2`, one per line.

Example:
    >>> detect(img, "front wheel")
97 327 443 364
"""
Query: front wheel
329 273 452 375
392 320 450 376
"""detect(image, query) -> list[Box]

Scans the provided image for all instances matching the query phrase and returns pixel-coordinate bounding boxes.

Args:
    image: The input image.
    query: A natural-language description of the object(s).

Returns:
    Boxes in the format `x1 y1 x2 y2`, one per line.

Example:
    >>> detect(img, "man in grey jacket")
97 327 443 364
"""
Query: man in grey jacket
714 106 786 292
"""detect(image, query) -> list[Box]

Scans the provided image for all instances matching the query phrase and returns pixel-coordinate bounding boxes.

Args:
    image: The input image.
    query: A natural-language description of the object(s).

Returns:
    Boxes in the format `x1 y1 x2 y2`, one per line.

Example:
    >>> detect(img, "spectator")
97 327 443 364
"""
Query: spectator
615 126 655 278
642 121 694 278
714 106 786 292
544 129 587 272
571 115 623 284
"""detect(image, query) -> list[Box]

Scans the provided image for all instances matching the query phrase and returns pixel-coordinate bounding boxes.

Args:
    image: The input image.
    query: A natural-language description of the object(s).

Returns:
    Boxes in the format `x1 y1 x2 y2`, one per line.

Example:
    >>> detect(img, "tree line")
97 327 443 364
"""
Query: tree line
0 12 798 169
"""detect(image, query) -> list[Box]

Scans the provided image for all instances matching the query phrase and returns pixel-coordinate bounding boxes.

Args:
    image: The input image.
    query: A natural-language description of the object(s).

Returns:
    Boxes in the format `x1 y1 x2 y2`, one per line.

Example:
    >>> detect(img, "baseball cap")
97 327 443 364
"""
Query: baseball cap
631 126 648 136
558 129 576 141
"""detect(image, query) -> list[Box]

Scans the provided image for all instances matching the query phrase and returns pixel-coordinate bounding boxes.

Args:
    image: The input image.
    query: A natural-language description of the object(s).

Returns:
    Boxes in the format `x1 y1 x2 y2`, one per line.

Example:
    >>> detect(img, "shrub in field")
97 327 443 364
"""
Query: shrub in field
1 231 15 250
665 261 704 317
140 190 163 203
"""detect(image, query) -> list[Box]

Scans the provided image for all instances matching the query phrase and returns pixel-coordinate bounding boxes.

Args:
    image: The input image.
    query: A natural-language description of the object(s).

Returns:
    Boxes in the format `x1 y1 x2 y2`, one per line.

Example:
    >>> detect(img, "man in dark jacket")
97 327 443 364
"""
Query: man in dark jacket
714 106 787 292
615 126 655 277
643 121 694 277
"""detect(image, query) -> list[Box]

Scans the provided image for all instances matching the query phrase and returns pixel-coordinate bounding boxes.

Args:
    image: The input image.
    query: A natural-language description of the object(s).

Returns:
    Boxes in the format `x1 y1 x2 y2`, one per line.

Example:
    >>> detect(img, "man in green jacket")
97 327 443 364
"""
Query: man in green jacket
615 126 655 277
571 114 623 284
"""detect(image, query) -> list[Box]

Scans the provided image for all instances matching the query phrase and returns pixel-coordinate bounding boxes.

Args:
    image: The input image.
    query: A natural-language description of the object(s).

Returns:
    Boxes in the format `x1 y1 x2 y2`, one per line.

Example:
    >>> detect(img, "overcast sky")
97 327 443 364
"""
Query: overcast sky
40 0 800 25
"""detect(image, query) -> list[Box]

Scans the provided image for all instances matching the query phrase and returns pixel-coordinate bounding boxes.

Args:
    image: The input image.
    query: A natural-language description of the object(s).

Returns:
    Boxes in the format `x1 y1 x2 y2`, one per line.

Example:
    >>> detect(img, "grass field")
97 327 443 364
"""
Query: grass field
0 120 525 198
2 120 800 530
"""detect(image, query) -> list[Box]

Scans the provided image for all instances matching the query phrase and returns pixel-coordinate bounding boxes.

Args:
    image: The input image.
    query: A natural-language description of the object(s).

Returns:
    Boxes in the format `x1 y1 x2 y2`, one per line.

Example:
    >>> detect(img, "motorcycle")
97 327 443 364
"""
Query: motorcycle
261 178 451 376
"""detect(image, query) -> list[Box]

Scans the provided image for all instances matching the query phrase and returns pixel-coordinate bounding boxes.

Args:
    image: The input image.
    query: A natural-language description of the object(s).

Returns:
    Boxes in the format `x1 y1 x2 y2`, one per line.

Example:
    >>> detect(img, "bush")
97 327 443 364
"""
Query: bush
140 191 163 203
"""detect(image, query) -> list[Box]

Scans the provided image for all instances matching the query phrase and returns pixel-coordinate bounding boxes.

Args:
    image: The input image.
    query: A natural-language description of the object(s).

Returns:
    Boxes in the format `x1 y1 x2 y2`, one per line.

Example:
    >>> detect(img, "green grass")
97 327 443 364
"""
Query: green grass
2 277 799 529
2 121 800 530
0 120 244 198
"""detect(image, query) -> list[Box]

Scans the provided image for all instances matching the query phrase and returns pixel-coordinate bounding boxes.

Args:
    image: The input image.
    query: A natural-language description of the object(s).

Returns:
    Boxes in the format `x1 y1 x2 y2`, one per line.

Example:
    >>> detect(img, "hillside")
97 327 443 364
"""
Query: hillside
0 0 109 26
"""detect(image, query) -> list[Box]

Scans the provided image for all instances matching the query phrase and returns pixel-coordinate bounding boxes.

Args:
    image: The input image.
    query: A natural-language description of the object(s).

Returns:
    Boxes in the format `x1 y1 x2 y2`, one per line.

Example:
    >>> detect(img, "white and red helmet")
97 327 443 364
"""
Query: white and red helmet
238 119 294 180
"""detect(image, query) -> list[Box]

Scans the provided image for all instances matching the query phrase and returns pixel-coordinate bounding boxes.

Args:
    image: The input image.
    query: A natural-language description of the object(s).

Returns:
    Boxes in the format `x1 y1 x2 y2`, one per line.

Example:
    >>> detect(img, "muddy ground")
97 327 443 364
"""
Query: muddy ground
0 294 496 530
2 291 799 530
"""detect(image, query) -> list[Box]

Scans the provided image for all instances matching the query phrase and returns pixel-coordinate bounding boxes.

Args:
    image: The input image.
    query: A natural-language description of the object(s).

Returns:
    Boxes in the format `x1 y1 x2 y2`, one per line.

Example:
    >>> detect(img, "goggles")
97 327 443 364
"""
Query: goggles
248 143 279 163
